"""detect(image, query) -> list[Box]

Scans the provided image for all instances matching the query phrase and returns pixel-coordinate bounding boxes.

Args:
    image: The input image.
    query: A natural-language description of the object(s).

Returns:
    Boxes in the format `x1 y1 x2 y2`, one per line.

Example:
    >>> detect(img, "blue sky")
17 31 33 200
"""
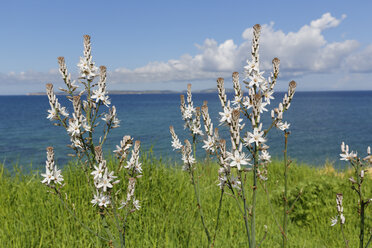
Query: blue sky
1 0 372 94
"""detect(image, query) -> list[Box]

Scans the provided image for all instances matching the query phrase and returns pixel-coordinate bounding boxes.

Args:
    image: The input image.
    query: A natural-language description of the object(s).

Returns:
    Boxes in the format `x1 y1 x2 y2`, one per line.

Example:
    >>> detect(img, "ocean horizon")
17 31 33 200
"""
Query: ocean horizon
1 90 372 170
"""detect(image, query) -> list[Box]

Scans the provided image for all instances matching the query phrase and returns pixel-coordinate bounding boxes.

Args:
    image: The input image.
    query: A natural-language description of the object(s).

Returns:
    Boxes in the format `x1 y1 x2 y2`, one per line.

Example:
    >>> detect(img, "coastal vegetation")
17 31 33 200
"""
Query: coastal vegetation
1 23 371 248
0 158 371 247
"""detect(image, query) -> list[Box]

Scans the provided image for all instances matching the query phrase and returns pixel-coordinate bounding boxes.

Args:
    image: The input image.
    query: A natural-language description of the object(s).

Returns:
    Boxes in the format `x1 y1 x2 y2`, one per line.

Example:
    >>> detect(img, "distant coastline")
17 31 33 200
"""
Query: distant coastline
26 88 234 96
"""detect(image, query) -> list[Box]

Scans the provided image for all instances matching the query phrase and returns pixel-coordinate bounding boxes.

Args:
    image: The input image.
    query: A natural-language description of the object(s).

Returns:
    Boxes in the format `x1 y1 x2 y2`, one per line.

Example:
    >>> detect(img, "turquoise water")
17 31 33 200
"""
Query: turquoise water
1 91 372 169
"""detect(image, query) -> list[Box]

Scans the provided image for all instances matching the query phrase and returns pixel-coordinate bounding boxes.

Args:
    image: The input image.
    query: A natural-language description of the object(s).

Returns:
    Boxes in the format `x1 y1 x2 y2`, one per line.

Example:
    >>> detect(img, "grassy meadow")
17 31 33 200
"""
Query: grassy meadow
0 151 371 247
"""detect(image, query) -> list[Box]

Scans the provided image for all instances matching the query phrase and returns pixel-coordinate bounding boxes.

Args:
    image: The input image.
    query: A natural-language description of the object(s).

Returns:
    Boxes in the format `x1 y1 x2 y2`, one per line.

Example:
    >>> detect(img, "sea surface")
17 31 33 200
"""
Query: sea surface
1 91 372 170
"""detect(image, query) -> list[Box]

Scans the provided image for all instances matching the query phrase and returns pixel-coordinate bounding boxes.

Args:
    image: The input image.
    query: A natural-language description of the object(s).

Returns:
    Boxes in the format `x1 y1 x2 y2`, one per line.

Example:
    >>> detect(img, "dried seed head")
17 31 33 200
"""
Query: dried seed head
100 65 107 74
272 57 280 74
217 77 224 87
195 107 200 114
254 93 262 102
289 80 297 89
219 139 226 148
46 146 54 154
203 101 208 107
73 95 80 107
134 140 141 151
169 125 175 133
232 109 240 122
272 57 280 66
58 56 65 66
95 146 103 162
83 35 91 43
232 71 239 79
184 139 191 149
201 105 208 116
180 95 185 106
46 83 53 92
253 24 261 33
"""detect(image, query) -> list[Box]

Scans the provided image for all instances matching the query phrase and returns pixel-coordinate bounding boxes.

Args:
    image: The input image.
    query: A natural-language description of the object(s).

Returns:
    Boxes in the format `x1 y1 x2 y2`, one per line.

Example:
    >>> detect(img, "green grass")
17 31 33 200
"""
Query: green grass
0 153 371 247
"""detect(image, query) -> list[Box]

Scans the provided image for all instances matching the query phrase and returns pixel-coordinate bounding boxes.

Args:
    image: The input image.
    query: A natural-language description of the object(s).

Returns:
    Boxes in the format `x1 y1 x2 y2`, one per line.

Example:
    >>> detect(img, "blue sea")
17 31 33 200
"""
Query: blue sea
1 91 372 170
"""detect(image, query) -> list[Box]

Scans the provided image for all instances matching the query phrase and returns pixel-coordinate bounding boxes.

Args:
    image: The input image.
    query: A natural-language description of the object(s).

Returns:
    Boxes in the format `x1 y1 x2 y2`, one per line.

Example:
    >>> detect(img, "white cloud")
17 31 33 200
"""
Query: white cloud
111 12 361 83
2 12 372 93
343 44 372 73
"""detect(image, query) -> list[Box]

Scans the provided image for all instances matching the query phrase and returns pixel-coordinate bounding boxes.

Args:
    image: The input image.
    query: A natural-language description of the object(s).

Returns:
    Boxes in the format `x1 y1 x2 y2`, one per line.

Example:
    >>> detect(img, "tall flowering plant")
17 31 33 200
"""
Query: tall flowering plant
41 35 142 247
331 143 372 248
170 24 297 247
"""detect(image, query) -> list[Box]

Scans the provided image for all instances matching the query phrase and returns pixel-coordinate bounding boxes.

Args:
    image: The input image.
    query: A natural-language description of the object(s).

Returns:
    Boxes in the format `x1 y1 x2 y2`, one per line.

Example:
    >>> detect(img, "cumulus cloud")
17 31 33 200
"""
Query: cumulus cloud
343 44 372 73
3 12 372 93
111 12 362 83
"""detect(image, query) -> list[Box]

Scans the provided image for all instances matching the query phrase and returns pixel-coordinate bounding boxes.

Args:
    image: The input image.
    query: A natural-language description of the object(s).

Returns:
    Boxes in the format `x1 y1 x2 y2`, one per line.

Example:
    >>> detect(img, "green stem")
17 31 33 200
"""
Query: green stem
283 132 289 248
360 201 365 248
110 193 125 247
340 223 349 248
211 188 224 248
365 234 372 248
190 169 211 244
238 171 252 247
251 145 259 247
54 188 109 242
100 209 119 247
262 182 285 239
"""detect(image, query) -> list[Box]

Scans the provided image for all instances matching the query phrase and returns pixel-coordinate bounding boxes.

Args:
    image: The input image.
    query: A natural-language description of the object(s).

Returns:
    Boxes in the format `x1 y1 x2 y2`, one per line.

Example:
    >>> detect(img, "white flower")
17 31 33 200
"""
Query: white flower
340 151 357 161
171 139 183 150
41 168 55 185
330 216 338 226
230 176 241 190
202 136 215 153
91 192 100 206
184 105 195 119
217 168 227 189
91 163 105 181
340 214 345 224
91 90 111 106
260 150 271 162
228 150 250 170
71 136 83 148
219 106 232 124
59 106 69 117
245 128 266 146
182 154 195 166
133 198 141 210
47 108 58 120
257 101 268 113
67 119 81 137
53 166 64 185
97 169 113 192
248 73 265 89
263 90 274 104
278 121 290 131
78 57 98 79
244 60 259 75
98 194 111 208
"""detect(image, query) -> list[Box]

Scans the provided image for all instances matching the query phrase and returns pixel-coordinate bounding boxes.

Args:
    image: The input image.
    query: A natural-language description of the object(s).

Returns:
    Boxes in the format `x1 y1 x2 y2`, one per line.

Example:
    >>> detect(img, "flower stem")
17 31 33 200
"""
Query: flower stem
54 188 109 242
238 171 252 247
211 188 224 248
340 223 349 248
283 131 289 248
360 201 365 248
190 169 211 244
251 145 259 247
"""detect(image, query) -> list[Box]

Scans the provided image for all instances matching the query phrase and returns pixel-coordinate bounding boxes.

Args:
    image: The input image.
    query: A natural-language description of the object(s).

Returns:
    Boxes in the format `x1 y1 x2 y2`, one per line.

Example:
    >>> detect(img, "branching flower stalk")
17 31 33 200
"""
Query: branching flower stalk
42 35 141 247
170 86 213 244
280 128 301 247
214 24 297 247
170 24 297 248
335 143 372 248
